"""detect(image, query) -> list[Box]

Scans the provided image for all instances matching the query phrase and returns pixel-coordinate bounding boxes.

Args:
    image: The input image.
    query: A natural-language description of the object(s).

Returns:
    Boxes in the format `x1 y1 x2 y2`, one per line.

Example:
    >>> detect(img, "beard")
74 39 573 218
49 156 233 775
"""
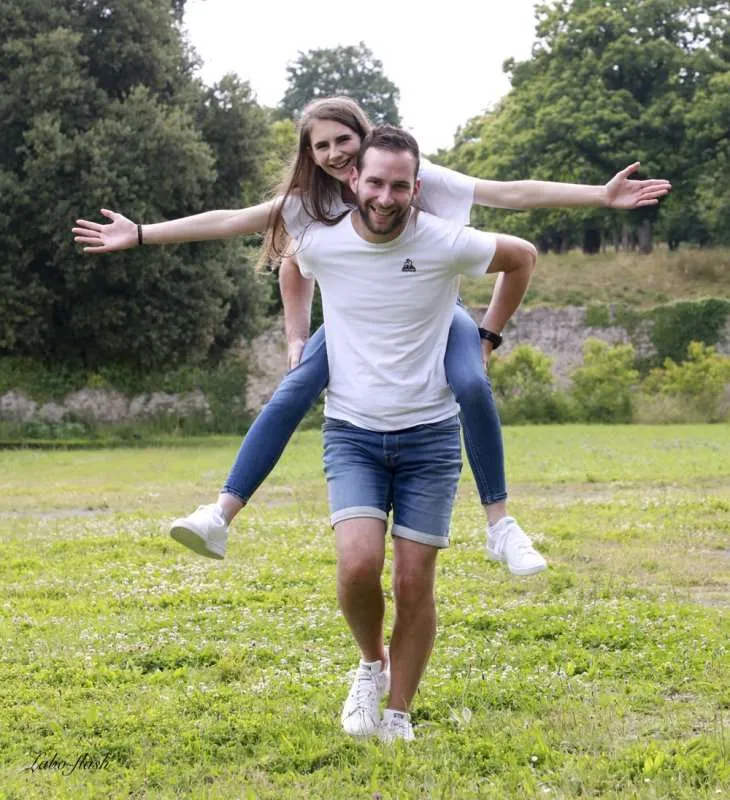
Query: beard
355 198 411 237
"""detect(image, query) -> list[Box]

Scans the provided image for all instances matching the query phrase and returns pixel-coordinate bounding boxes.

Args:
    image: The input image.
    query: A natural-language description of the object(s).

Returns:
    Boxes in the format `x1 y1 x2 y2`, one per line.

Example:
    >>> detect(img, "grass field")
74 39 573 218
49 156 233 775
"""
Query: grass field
459 246 730 308
1 425 729 799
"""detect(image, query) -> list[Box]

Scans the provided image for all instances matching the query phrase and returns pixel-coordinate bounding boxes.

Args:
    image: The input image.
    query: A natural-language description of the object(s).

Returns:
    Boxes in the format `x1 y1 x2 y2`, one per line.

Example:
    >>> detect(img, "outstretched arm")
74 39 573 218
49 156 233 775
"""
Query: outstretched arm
72 200 278 253
280 251 315 369
473 162 671 210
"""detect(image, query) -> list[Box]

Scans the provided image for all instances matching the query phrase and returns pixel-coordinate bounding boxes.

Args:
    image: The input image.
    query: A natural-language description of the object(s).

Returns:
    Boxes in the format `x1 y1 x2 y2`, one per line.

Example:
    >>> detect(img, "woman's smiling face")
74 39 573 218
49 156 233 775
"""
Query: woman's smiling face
308 119 362 183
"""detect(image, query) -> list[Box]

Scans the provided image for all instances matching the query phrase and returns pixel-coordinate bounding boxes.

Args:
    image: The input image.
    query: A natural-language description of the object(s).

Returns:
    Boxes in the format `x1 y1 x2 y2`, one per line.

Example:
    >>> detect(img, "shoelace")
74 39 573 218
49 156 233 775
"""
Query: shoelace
503 527 534 552
354 670 379 708
382 717 411 739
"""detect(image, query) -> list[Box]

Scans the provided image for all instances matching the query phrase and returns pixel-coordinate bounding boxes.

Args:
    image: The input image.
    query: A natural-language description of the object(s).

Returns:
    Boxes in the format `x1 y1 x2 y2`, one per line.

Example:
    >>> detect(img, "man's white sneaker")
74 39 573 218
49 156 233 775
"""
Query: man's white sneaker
486 516 547 576
341 658 390 737
169 504 228 559
378 709 415 743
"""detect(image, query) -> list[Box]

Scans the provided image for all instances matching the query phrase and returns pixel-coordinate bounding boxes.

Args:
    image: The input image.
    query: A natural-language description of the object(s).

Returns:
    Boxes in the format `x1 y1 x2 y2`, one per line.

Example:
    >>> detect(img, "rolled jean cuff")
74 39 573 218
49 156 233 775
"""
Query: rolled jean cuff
482 491 509 505
331 506 387 527
221 486 249 504
392 523 449 549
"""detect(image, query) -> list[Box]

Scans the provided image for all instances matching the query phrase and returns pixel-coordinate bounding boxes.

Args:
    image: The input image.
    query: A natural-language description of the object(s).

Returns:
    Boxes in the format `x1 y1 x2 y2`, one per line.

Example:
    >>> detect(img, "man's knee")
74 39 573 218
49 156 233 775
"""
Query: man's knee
335 518 386 589
338 551 381 588
392 559 436 615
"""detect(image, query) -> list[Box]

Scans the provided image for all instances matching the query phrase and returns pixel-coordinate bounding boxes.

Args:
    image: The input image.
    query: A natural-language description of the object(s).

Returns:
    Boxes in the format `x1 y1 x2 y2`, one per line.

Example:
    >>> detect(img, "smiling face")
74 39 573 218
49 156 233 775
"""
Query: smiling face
308 119 362 183
350 147 420 241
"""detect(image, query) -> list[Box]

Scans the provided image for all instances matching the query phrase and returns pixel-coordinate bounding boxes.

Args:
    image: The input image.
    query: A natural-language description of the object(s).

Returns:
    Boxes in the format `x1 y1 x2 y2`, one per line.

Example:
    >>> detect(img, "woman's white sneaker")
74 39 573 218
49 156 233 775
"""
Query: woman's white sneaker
341 658 390 737
486 516 547 576
377 709 415 742
169 504 228 559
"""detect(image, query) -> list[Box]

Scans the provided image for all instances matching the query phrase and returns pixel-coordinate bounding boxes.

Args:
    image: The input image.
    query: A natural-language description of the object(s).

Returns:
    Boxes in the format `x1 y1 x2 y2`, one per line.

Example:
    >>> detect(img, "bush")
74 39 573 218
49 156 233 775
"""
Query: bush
0 353 253 439
649 299 730 364
639 341 730 422
570 339 639 423
490 345 574 424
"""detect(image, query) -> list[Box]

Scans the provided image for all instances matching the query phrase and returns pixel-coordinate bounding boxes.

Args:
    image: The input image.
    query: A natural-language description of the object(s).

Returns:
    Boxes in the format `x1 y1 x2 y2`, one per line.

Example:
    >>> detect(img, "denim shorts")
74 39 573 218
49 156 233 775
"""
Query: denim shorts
322 415 462 548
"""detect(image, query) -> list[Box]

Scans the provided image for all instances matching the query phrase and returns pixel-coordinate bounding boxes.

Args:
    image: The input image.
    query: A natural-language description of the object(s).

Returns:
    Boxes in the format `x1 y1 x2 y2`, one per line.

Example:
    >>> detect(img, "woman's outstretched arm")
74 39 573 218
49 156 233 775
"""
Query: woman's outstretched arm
472 162 671 210
72 200 278 253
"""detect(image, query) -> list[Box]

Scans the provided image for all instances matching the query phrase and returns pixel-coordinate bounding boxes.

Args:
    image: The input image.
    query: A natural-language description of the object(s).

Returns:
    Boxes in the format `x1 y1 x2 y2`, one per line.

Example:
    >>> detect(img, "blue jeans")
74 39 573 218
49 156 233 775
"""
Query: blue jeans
223 304 507 504
323 415 462 548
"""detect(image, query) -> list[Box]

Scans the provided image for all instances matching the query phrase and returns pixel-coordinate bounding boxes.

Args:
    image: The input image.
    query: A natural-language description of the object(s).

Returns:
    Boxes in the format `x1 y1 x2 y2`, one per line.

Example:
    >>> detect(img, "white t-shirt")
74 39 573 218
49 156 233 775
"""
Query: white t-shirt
282 159 475 240
297 210 497 431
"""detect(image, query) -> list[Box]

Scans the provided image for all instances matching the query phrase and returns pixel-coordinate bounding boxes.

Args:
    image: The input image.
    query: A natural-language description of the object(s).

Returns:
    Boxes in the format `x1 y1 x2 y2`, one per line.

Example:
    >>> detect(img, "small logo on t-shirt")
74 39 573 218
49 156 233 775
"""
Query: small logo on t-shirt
401 258 416 272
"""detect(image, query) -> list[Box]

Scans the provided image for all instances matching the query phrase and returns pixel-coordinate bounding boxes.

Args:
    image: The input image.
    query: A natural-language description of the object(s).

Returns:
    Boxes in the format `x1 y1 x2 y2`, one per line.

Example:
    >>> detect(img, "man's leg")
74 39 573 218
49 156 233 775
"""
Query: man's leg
388 537 439 712
322 418 391 736
378 415 461 742
335 518 387 665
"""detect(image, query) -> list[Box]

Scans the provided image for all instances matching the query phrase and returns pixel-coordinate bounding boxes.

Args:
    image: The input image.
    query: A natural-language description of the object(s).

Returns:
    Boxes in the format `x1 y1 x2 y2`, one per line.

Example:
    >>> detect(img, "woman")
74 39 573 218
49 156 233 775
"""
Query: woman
73 97 670 575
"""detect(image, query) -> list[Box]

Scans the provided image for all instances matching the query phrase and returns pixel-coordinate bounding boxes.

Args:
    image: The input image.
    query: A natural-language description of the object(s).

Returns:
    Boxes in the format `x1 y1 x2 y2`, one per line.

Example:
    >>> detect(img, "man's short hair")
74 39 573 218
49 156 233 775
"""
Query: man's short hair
356 125 421 180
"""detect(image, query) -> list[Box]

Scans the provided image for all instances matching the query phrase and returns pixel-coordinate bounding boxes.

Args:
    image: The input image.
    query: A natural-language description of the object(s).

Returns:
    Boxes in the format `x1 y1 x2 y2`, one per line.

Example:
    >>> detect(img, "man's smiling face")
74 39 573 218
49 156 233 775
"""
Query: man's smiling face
351 148 420 241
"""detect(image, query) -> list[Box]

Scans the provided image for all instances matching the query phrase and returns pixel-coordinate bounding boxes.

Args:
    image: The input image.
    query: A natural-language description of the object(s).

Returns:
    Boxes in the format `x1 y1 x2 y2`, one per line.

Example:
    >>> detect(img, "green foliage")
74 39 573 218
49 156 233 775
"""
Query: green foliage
570 339 639 422
585 304 612 327
649 298 730 364
437 0 729 250
641 341 730 422
686 71 730 244
195 74 270 206
490 345 574 423
0 353 254 439
0 0 276 374
261 118 298 190
279 42 401 125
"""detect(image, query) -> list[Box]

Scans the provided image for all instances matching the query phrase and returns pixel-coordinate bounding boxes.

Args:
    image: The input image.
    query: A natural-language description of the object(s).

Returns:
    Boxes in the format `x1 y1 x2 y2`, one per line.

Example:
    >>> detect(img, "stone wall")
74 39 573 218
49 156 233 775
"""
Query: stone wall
474 304 730 386
2 307 729 422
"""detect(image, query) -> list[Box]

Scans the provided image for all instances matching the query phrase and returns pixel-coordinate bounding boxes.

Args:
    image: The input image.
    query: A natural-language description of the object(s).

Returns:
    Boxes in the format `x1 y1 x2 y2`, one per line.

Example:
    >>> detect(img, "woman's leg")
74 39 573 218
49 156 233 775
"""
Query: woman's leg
444 305 546 576
170 326 329 559
220 324 329 515
444 305 506 508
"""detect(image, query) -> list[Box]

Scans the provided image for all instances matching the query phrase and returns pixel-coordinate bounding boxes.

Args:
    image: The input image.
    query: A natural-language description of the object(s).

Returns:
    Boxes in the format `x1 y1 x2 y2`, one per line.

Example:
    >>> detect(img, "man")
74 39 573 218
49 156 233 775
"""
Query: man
293 125 537 741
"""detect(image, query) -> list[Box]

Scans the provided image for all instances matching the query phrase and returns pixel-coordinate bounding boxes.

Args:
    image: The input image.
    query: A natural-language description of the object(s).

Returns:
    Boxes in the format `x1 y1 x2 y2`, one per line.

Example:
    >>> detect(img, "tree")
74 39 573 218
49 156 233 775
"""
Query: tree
0 0 273 370
437 0 729 251
279 42 401 125
195 74 271 206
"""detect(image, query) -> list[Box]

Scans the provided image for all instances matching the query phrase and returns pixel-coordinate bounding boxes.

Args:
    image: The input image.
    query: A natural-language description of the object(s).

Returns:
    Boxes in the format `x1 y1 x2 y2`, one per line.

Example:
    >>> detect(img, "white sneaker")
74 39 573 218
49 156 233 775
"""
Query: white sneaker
378 709 415 743
169 504 228 559
486 516 547 576
341 657 390 737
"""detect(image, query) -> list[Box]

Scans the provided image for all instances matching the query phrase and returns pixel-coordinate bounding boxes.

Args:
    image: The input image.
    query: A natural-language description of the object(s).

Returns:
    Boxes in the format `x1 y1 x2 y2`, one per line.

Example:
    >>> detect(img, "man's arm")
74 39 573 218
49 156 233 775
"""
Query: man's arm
480 234 538 367
280 252 315 368
473 162 671 210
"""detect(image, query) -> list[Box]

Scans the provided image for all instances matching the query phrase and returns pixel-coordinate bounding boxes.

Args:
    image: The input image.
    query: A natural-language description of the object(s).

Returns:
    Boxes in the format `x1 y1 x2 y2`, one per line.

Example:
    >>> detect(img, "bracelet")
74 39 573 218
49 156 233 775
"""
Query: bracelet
478 327 503 349
137 224 143 247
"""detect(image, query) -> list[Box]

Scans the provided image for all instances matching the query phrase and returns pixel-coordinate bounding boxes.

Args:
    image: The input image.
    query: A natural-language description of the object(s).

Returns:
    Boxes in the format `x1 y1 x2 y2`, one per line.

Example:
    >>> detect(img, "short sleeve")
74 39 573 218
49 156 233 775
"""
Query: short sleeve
415 160 476 226
282 190 351 241
281 194 310 241
450 226 497 277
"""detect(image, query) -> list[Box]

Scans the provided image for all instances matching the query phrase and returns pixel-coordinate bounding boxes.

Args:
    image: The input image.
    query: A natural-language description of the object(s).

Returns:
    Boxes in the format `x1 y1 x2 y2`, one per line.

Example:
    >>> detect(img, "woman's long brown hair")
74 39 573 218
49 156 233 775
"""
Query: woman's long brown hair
256 96 372 271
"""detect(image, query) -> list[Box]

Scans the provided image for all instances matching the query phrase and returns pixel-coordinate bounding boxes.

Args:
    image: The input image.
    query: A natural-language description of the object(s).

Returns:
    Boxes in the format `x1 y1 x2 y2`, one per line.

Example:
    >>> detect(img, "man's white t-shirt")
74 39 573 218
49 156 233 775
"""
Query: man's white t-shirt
296 210 497 431
282 159 475 239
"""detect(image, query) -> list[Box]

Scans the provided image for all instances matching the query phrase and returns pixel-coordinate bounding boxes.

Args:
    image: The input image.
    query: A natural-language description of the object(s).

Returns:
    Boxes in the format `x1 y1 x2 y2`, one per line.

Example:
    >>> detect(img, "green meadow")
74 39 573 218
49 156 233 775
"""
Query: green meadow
1 425 728 799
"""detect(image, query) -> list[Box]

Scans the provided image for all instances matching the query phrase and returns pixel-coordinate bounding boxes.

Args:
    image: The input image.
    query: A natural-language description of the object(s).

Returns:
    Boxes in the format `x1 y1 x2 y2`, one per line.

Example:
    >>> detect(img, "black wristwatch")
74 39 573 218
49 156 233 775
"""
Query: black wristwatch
478 327 503 349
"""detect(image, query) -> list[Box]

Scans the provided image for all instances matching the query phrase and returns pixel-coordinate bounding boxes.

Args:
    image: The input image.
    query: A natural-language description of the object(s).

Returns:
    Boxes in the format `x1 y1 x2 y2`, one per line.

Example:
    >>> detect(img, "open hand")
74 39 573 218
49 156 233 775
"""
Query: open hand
605 163 672 209
72 209 138 253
